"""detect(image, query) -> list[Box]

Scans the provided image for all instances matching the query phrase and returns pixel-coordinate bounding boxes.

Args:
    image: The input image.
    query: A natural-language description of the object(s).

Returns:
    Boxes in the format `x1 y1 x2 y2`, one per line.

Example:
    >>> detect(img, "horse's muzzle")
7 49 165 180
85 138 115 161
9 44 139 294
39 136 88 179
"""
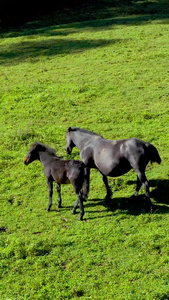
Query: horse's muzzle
24 157 29 165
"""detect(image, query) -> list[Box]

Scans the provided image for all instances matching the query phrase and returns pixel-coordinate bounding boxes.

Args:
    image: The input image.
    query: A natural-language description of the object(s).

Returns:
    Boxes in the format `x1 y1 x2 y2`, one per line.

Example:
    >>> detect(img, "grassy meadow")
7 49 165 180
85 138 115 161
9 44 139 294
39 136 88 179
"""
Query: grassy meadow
0 1 169 299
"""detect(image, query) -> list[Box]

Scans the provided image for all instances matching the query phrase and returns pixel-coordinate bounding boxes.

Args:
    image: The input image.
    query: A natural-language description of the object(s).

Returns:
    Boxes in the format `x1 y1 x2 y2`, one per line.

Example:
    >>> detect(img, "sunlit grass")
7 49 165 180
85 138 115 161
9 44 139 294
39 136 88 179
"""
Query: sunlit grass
0 3 169 299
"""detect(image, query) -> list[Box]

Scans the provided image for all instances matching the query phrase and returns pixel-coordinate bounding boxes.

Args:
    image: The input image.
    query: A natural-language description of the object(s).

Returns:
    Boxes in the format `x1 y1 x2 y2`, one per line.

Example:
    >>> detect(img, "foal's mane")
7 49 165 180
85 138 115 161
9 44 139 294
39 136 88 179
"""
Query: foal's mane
31 142 57 156
68 127 103 138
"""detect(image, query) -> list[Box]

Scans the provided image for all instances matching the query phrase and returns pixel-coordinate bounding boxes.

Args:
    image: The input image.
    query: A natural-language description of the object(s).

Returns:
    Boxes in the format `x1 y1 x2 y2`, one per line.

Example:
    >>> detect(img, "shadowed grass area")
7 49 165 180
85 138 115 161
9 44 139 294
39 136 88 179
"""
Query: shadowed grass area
0 1 169 299
0 38 119 65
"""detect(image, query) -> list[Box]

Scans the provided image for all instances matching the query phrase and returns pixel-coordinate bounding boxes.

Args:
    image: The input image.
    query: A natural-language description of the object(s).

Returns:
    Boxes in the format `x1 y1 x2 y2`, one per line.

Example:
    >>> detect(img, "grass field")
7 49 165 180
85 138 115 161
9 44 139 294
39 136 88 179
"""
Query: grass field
1 1 169 299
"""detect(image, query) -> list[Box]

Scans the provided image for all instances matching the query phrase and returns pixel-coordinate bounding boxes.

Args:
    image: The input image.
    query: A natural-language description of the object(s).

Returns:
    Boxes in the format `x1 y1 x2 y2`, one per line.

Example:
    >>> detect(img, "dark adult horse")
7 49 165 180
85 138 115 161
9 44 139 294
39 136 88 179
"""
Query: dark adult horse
24 142 89 220
66 127 161 207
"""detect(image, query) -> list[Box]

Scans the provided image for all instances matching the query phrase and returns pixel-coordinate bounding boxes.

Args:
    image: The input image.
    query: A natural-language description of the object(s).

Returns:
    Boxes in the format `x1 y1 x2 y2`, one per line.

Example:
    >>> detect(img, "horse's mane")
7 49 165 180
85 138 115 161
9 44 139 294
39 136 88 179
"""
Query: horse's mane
31 142 57 156
68 127 103 138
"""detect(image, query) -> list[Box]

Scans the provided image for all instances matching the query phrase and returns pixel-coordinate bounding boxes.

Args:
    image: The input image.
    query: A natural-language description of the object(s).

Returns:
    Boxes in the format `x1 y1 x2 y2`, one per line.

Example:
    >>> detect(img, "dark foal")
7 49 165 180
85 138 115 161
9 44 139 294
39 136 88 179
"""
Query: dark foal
24 142 88 220
66 127 161 208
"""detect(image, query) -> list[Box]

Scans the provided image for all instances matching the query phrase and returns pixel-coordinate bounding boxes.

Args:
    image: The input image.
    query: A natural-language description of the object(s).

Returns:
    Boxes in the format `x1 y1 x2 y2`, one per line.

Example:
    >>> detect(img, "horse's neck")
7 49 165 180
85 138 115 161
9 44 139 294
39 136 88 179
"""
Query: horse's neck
73 131 96 150
39 152 53 166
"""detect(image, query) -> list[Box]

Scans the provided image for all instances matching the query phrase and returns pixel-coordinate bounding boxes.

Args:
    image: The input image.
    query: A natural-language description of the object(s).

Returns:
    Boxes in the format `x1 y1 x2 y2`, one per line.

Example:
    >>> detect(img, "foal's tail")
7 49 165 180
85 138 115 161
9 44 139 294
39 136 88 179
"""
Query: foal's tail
148 143 161 164
83 166 90 201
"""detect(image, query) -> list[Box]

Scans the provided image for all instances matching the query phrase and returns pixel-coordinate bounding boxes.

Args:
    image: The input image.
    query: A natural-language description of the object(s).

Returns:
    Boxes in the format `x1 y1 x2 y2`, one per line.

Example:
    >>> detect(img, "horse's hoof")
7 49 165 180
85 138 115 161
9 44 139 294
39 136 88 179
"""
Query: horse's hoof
79 216 83 221
131 192 138 198
83 195 87 202
105 192 112 201
105 196 112 203
145 198 152 212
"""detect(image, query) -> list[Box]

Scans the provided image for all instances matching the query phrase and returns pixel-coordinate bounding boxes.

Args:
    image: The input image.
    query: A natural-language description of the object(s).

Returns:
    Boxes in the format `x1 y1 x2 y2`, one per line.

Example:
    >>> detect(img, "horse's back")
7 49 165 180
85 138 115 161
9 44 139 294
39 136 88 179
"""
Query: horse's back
92 137 158 176
50 159 84 186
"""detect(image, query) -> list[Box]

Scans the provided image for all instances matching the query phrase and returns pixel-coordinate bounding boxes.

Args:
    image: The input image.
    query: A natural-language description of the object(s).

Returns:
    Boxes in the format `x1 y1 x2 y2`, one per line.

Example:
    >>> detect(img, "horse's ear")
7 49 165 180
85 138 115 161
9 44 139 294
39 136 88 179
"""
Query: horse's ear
38 144 46 151
68 127 72 132
33 142 46 152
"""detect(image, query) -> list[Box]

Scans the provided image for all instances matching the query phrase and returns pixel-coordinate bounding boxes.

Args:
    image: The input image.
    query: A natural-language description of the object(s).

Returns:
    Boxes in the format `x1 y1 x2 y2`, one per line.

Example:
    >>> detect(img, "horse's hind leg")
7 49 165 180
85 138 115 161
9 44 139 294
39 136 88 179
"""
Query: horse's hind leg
56 183 62 208
72 197 79 215
136 171 150 198
46 180 53 211
135 171 152 210
133 175 142 197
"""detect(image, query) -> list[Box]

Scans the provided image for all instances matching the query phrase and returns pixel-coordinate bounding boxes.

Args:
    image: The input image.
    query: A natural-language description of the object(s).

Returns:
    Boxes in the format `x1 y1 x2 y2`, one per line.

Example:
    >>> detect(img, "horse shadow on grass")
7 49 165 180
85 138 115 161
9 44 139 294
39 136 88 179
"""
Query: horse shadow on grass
48 179 169 219
127 179 169 206
83 179 169 219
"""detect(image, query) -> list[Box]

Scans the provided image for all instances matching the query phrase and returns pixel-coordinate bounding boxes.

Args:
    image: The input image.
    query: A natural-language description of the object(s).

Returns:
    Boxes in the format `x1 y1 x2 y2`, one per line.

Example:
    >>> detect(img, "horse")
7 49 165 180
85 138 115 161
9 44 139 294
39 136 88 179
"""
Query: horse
24 142 89 220
66 127 161 208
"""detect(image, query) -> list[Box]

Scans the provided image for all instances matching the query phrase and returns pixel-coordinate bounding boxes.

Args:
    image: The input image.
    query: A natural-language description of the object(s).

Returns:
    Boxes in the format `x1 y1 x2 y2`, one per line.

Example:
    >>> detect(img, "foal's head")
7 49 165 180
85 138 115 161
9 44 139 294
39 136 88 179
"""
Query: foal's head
24 143 44 165
24 142 56 165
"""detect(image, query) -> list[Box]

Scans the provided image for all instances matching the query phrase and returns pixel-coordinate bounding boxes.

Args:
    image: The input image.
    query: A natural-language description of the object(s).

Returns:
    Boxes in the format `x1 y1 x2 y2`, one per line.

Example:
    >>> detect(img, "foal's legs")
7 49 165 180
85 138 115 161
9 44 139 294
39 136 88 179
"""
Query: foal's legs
79 192 84 220
72 190 84 220
83 167 90 200
46 180 53 211
100 173 112 201
56 183 62 208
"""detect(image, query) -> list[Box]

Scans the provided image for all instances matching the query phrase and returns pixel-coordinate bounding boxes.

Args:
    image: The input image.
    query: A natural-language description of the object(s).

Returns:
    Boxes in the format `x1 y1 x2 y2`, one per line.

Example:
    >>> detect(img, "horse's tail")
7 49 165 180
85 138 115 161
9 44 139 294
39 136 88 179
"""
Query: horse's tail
83 166 90 201
148 143 161 164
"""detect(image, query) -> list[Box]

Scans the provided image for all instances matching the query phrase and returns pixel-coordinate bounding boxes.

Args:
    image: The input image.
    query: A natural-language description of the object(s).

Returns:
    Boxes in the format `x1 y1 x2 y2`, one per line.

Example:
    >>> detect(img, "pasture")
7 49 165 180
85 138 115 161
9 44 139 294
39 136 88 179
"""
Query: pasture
0 1 169 299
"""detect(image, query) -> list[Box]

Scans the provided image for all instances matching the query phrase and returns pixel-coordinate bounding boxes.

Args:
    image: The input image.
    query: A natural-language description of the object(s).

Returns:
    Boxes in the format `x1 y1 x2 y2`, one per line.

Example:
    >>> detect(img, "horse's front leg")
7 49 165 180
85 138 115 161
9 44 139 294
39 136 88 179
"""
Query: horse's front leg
46 180 53 211
56 183 62 208
100 173 112 201
83 167 90 200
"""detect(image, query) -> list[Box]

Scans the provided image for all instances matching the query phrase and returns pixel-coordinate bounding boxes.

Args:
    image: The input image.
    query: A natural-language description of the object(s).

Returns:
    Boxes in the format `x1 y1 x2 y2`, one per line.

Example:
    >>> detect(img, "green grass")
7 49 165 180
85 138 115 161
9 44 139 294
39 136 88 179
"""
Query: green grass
1 1 169 299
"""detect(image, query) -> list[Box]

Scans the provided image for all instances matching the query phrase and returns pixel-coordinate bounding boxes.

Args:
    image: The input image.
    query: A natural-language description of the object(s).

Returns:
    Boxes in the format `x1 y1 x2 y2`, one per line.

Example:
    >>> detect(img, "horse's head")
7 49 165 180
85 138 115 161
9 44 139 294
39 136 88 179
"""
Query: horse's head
66 127 75 154
24 143 45 165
